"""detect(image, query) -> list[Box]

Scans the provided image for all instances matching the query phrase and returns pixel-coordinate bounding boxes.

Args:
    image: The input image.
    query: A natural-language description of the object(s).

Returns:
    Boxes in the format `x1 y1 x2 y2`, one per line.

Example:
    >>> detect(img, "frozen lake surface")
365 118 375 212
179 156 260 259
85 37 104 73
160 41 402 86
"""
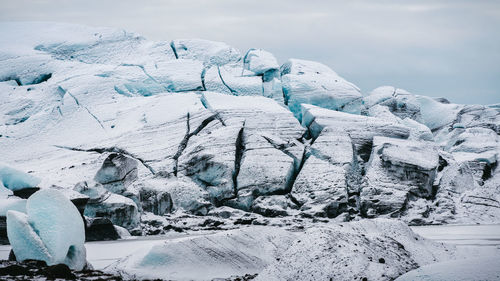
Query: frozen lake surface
1 224 499 278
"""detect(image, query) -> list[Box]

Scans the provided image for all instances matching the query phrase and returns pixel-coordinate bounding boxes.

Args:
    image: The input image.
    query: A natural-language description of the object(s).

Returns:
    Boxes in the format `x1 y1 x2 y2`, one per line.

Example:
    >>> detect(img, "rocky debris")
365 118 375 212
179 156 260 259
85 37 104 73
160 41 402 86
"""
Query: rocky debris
251 195 299 217
85 217 120 242
138 182 173 216
0 217 7 245
255 219 456 281
0 259 123 280
12 188 40 199
361 137 439 218
7 189 87 270
281 58 363 120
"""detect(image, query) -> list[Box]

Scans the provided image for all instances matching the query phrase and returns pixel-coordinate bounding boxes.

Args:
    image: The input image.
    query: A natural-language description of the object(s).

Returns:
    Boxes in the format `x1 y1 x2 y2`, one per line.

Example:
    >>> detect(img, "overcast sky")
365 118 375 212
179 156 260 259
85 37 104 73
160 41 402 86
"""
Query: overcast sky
1 0 499 104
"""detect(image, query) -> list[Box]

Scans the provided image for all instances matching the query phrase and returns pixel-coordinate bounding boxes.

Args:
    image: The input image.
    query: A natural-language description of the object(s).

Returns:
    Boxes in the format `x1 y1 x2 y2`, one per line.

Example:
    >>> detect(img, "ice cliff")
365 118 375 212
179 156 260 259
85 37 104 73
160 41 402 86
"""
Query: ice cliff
0 21 498 239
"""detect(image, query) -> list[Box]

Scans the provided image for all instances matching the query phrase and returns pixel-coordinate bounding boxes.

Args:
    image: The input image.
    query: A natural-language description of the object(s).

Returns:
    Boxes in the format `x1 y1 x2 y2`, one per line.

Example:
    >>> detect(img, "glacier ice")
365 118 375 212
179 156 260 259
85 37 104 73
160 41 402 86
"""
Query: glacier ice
170 38 241 66
0 21 499 234
243 48 279 75
0 163 41 191
0 198 27 216
6 210 52 262
7 189 86 270
360 137 439 217
281 58 363 120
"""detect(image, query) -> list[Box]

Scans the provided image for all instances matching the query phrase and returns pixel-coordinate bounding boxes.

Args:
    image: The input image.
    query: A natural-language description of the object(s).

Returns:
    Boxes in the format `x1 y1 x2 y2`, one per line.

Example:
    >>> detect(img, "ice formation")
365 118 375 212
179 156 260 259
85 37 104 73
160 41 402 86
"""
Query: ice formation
0 22 498 280
0 163 40 191
6 189 86 270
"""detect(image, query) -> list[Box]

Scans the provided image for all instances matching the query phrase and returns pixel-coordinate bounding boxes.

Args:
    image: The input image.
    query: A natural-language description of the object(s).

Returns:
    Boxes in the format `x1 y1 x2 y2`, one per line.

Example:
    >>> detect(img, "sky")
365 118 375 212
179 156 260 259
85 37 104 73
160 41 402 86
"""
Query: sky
1 0 499 104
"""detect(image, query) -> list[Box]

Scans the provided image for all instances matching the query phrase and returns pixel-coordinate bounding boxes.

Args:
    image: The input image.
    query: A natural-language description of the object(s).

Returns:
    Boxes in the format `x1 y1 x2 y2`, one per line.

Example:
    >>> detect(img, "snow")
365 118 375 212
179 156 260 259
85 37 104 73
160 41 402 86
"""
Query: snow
108 227 298 280
202 91 286 113
7 189 86 270
396 257 500 281
0 22 499 273
256 219 456 281
144 59 204 92
0 163 41 191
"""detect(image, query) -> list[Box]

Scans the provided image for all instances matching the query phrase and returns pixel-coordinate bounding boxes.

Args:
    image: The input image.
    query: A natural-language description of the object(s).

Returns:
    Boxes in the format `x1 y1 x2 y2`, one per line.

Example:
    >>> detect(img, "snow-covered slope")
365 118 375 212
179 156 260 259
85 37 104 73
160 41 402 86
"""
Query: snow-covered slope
0 21 498 237
108 219 458 281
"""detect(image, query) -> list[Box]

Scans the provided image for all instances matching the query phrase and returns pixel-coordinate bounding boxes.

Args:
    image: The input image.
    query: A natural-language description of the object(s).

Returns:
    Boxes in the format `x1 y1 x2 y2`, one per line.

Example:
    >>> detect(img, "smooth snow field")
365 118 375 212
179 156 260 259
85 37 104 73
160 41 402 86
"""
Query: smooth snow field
1 224 499 280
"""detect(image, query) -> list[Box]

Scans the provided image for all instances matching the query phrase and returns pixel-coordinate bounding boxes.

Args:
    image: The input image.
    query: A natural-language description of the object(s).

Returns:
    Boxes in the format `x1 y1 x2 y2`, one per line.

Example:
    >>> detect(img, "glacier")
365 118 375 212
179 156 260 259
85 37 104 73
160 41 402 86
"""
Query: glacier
0 21 498 280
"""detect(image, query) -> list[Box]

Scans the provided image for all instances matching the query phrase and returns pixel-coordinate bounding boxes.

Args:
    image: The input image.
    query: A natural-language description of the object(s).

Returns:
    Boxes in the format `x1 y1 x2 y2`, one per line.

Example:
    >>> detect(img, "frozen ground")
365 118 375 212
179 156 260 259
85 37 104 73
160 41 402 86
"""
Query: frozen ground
404 224 500 281
0 223 496 280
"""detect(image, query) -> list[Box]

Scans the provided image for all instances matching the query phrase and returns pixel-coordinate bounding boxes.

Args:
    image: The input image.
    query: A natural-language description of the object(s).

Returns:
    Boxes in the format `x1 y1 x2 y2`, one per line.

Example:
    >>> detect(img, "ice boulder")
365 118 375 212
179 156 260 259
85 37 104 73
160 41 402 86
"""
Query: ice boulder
364 86 423 122
302 104 410 161
361 137 439 217
94 153 138 193
84 192 139 230
0 163 41 191
6 189 86 270
243 48 279 75
0 198 27 216
281 58 362 120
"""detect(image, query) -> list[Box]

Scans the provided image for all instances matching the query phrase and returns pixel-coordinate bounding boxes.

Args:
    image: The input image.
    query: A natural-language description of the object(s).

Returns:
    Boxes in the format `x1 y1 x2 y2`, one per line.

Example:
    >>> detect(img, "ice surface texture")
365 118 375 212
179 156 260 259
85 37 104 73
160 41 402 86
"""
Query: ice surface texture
0 163 40 191
7 189 86 270
0 22 498 228
109 219 457 281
